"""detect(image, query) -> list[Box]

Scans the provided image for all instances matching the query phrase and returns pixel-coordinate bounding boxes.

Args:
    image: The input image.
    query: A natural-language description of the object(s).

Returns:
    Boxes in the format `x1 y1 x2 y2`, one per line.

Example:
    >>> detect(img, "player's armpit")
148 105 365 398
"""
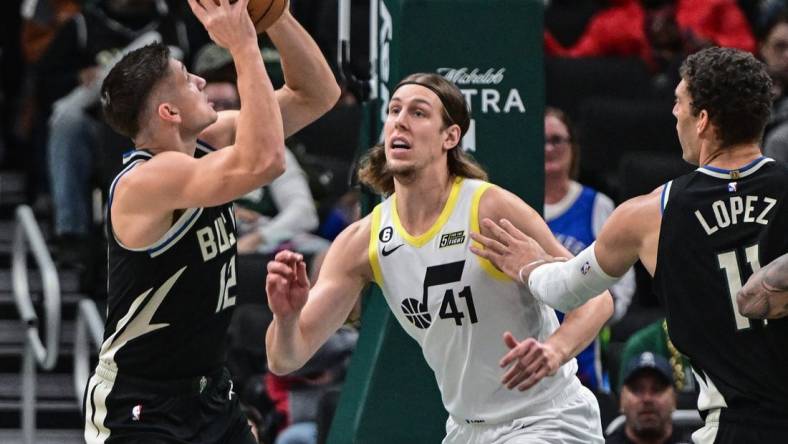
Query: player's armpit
594 187 662 277
199 110 239 148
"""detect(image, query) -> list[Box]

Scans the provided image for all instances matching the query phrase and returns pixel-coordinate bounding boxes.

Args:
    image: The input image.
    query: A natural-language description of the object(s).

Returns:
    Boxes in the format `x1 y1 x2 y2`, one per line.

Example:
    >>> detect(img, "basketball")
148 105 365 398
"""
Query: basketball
246 0 289 33
203 0 288 33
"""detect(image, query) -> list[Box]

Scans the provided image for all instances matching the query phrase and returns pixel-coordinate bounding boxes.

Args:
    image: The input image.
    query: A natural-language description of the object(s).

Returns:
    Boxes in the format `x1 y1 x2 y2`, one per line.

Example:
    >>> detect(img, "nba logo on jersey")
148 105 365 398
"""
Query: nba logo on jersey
728 182 737 192
132 404 142 421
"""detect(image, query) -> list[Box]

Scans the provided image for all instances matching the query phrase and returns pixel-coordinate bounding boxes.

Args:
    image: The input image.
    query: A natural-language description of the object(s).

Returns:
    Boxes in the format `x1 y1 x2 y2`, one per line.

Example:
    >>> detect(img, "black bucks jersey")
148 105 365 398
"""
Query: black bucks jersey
369 177 580 424
100 141 238 380
654 157 788 424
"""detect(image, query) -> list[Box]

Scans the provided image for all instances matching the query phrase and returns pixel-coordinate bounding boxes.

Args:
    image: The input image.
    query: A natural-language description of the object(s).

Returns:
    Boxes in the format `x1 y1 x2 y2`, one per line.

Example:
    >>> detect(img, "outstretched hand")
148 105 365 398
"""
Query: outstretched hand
469 218 558 283
188 0 257 52
499 332 561 391
266 250 310 321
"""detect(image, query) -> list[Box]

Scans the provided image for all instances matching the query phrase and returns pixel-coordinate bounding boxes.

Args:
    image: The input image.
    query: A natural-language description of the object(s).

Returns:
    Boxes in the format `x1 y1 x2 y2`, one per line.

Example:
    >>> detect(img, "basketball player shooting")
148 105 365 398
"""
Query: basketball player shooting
265 73 612 443
82 0 339 442
472 47 788 444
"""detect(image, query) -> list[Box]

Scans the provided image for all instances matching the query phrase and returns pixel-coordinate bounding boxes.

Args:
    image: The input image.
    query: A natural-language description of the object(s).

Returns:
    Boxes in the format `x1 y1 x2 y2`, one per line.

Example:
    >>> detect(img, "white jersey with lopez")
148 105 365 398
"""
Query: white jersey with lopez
368 177 580 424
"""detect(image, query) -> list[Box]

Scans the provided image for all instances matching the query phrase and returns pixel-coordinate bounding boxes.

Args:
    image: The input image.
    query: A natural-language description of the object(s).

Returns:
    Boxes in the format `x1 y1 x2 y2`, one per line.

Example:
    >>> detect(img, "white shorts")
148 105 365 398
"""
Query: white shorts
443 385 603 444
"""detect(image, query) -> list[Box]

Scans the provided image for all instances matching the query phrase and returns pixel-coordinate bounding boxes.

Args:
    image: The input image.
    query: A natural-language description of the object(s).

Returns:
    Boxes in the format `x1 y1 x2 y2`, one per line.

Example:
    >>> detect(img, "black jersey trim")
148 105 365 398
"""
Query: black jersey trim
660 181 673 214
148 208 203 257
196 139 218 154
108 160 145 210
121 149 153 165
696 157 773 179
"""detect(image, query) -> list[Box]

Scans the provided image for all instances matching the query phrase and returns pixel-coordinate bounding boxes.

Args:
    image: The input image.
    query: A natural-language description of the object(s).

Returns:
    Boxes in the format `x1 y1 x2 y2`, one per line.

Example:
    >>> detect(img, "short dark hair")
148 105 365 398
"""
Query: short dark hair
101 43 172 138
679 47 773 148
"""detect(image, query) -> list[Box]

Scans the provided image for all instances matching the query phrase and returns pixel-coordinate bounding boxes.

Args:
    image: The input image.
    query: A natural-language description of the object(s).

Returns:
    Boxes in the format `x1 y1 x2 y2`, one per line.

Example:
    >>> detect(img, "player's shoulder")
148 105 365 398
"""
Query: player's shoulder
477 181 540 222
606 186 663 235
334 214 374 251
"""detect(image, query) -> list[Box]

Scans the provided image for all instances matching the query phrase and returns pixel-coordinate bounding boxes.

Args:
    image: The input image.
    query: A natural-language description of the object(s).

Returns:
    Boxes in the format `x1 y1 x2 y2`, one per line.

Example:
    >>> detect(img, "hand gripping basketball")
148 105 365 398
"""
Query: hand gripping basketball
195 0 289 33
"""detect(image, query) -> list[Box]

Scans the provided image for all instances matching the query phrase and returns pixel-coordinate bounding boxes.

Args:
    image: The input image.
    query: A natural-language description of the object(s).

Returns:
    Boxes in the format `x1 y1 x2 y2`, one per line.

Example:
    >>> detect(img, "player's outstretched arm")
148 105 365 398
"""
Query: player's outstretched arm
472 186 613 390
737 252 788 319
266 218 373 375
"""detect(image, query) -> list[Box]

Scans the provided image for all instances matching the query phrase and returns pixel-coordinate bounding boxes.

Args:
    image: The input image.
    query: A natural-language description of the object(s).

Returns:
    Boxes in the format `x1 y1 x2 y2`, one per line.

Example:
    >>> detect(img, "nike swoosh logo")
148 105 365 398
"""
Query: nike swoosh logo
381 243 405 256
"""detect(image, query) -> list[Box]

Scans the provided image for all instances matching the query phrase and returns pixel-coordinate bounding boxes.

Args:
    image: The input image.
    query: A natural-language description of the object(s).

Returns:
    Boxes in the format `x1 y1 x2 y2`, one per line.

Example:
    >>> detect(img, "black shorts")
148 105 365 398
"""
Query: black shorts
698 408 788 444
83 364 256 444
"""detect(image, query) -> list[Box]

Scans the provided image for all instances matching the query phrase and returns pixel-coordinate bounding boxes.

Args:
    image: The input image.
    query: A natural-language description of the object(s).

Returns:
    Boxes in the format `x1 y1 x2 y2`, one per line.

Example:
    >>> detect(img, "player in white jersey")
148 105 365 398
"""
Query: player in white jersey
265 73 613 443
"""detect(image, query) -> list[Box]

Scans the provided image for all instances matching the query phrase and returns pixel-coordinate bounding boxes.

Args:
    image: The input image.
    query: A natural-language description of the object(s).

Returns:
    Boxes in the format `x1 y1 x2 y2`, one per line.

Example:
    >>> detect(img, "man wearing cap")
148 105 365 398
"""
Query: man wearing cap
607 352 688 444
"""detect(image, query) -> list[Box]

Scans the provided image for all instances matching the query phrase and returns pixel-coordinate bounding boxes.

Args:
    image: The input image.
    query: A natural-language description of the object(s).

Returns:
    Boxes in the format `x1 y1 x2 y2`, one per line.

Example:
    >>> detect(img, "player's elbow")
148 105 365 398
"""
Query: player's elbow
322 82 341 113
253 148 286 183
266 354 302 376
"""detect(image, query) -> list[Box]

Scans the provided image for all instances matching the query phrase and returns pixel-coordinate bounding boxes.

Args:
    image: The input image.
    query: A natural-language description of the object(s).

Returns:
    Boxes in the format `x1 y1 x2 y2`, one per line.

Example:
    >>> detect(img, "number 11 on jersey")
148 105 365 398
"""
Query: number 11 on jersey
718 245 762 330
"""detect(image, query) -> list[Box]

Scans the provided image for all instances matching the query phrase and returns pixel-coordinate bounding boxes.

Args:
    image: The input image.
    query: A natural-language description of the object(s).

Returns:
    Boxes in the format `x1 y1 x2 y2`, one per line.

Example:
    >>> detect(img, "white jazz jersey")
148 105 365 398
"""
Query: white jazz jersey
368 177 578 424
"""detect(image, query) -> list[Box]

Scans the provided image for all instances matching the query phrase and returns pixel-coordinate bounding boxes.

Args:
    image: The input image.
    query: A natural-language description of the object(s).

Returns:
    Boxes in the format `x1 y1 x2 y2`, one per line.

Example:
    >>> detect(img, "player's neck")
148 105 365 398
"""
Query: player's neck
699 142 762 170
135 125 198 157
394 172 455 236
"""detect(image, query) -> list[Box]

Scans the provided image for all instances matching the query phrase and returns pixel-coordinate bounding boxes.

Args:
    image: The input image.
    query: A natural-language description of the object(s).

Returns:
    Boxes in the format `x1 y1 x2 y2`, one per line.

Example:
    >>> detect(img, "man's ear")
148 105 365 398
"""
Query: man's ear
157 102 181 124
697 109 709 136
443 124 462 151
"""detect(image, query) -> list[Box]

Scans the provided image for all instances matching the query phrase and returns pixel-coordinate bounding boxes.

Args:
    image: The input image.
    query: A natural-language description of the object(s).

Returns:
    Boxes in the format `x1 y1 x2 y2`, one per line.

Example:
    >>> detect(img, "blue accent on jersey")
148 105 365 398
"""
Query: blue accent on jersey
701 156 766 174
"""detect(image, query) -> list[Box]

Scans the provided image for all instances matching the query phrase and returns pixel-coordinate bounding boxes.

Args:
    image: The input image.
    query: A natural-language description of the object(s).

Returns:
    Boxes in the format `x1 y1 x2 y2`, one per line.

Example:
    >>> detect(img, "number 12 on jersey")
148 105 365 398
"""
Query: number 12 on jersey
717 245 763 330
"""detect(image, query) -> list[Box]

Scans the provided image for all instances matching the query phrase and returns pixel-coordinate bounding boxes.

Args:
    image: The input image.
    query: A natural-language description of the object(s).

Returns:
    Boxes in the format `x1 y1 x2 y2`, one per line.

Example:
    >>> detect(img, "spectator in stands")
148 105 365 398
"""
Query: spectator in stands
617 319 695 403
36 0 189 276
643 0 756 72
543 107 636 392
545 0 755 70
758 11 788 162
266 327 357 444
607 352 688 444
544 0 651 62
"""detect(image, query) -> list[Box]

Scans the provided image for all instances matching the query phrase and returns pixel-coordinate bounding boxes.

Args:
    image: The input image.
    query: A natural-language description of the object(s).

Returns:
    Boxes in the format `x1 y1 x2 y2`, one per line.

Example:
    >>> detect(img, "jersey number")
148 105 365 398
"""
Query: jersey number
717 245 763 330
401 260 478 329
215 256 237 313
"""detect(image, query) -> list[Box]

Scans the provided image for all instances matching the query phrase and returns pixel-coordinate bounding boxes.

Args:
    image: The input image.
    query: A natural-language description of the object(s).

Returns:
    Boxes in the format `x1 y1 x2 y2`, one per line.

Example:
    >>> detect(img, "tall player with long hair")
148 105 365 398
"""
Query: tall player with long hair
265 73 612 443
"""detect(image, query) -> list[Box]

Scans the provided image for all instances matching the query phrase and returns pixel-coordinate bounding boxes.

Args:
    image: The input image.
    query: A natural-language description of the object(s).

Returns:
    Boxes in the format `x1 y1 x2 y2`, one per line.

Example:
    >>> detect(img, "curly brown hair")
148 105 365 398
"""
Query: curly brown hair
357 73 487 195
679 47 773 148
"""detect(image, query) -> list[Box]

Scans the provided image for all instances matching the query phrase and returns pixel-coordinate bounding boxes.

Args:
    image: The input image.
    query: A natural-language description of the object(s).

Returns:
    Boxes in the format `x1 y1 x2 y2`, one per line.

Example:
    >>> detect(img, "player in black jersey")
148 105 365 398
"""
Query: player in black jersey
472 47 788 443
83 0 339 442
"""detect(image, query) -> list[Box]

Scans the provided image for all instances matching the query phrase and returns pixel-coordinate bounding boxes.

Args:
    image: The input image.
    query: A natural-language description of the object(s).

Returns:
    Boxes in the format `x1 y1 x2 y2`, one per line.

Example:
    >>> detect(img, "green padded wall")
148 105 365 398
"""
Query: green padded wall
328 1 544 442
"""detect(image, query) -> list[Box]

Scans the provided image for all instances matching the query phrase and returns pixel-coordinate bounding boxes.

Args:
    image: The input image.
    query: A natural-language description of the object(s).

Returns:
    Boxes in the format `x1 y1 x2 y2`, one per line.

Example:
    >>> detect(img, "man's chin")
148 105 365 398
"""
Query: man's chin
386 161 416 178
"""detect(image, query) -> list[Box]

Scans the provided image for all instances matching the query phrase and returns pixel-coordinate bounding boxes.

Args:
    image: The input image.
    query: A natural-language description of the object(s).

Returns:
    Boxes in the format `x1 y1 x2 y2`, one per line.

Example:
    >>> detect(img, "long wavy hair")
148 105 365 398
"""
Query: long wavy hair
357 73 488 195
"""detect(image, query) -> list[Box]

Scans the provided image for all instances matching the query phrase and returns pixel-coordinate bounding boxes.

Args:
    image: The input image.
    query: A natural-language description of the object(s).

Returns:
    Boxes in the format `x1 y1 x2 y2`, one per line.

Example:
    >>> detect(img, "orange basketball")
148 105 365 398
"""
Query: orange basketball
246 0 289 33
204 0 288 33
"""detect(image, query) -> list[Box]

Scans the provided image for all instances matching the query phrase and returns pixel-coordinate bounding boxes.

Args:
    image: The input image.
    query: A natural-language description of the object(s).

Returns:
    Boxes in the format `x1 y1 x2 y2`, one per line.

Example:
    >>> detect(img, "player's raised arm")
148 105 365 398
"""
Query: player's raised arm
200 8 340 147
266 217 373 375
111 0 285 216
474 186 613 390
